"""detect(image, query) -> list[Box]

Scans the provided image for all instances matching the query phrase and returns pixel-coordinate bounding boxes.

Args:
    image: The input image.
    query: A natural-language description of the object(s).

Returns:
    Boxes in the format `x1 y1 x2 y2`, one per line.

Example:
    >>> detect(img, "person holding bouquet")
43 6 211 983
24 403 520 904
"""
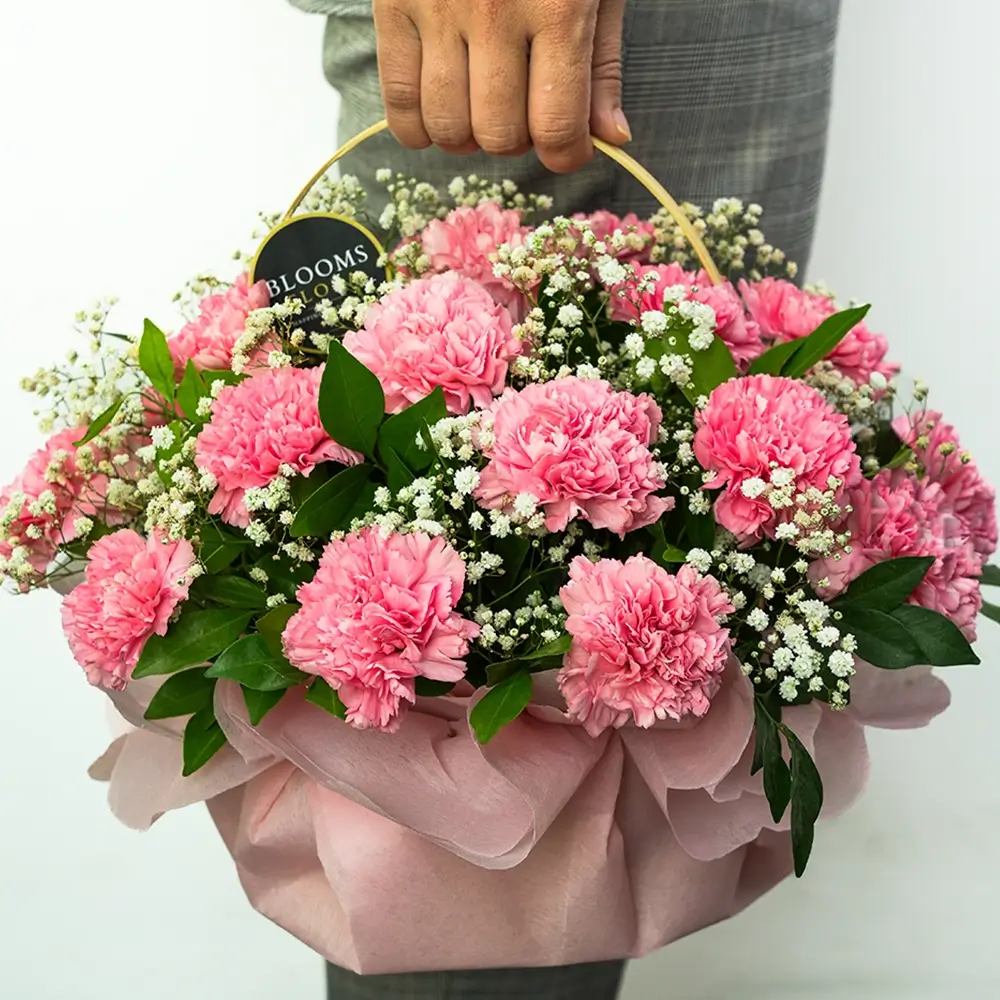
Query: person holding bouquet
284 0 843 996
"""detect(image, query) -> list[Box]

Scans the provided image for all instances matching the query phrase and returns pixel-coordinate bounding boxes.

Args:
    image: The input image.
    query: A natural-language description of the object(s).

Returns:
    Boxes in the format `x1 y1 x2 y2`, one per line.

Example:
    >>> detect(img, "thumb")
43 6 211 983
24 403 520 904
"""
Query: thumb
589 0 629 145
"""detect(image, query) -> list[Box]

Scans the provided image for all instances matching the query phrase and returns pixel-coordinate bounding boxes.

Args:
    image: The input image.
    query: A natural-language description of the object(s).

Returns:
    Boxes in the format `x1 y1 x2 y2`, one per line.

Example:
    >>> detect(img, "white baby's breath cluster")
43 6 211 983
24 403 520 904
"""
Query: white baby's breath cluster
805 360 896 431
312 271 390 334
382 181 442 237
611 289 718 397
650 198 796 281
442 174 553 218
140 435 215 541
730 467 851 559
684 541 857 708
20 298 143 434
472 590 566 656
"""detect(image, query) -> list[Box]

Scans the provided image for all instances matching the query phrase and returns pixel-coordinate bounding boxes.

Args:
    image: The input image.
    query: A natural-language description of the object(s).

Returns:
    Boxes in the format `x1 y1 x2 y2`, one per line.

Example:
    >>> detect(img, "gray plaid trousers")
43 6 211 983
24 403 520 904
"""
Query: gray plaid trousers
286 1 841 993
291 0 841 275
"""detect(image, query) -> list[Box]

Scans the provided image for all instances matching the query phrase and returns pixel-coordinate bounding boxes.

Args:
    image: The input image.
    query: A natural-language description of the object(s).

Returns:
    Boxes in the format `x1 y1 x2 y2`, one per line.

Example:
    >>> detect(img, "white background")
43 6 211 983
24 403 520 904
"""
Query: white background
0 1 997 997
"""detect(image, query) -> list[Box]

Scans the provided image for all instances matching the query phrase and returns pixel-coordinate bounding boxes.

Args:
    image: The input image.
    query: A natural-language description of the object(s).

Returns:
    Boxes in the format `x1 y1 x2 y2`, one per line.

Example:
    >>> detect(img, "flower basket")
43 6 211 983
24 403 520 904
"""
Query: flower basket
6 121 995 975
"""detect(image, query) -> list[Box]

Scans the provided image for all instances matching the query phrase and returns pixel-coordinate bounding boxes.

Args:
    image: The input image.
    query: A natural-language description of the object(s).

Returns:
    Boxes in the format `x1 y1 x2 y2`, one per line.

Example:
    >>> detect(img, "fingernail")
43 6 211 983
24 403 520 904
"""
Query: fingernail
614 108 632 142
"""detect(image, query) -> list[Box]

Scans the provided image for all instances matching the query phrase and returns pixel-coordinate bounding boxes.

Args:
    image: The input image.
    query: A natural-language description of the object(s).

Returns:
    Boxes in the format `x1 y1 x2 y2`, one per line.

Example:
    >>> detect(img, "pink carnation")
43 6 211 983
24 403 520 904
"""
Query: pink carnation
476 377 671 536
0 427 110 576
343 272 521 415
167 273 271 378
810 471 982 640
611 264 764 368
693 374 862 541
283 528 479 732
740 278 897 386
421 203 529 316
570 210 655 260
61 529 197 690
892 410 997 561
195 366 361 527
558 555 734 737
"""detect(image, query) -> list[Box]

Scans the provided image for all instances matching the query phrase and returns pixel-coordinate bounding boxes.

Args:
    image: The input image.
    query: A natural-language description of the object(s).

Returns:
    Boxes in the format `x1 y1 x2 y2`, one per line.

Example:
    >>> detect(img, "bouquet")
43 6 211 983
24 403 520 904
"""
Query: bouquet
4 144 997 973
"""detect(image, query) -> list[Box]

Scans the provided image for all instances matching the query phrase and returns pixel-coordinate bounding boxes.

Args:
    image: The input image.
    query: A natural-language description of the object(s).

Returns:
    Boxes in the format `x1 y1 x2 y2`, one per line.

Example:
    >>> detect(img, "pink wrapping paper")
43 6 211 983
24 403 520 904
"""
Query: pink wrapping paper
91 661 950 974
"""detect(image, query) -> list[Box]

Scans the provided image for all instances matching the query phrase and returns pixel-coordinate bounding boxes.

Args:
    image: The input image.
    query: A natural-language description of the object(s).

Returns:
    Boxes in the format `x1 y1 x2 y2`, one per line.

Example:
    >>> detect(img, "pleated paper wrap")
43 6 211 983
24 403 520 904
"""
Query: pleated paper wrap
91 661 949 974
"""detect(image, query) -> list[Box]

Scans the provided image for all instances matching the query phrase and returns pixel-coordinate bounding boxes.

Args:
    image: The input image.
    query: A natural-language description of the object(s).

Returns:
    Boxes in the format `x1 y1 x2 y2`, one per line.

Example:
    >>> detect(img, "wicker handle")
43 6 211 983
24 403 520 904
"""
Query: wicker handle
284 118 723 286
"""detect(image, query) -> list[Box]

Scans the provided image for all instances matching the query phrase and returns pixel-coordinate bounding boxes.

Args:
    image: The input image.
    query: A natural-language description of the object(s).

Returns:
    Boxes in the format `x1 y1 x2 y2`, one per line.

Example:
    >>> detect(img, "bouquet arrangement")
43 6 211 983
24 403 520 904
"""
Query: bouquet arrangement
4 143 997 972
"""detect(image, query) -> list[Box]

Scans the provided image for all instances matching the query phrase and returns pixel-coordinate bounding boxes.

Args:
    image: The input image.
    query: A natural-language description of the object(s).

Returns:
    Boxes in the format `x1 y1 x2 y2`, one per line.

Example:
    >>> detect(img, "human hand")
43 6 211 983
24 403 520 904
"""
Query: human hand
373 0 629 173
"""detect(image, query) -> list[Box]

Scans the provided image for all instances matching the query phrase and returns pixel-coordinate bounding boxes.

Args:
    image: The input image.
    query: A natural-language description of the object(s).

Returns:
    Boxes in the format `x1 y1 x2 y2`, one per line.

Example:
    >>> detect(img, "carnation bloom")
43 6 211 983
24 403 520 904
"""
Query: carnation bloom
810 471 982 640
740 277 897 386
343 272 521 415
892 410 997 561
476 377 671 535
167 273 270 378
558 555 734 736
282 528 479 732
420 202 529 315
693 374 862 541
61 529 197 690
195 366 361 527
0 427 109 575
611 264 764 368
570 210 655 260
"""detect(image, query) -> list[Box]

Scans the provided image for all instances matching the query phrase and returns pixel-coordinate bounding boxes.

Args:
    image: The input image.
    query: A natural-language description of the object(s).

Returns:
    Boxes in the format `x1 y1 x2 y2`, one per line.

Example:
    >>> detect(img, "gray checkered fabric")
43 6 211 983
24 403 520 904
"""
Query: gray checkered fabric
285 2 839 992
325 959 626 999
289 0 840 275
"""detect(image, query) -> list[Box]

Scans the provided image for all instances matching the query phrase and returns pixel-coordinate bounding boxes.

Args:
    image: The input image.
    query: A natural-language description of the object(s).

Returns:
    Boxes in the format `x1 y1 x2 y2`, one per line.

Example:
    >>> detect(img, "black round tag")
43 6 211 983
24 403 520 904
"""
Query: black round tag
249 213 388 329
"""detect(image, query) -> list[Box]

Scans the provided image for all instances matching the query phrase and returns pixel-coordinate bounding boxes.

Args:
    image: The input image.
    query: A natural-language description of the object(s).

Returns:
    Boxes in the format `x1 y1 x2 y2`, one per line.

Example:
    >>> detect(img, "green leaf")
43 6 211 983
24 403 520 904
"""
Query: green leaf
291 463 373 538
133 608 252 678
781 726 824 878
176 360 208 419
676 330 738 404
377 386 447 472
306 679 348 719
485 634 572 686
836 606 926 669
343 481 379 527
190 574 268 609
256 603 299 659
657 543 688 564
648 522 684 565
139 319 177 401
290 464 333 507
242 686 287 726
890 605 980 667
74 397 126 446
205 634 306 691
781 305 872 379
383 445 416 494
253 555 312 601
684 504 716 551
980 564 1000 588
747 338 804 377
319 341 385 458
981 600 1000 625
833 555 935 614
526 633 572 661
470 671 533 744
199 523 251 574
752 699 791 823
202 370 241 387
883 444 914 472
491 534 531 585
182 707 228 777
414 678 457 697
144 669 216 720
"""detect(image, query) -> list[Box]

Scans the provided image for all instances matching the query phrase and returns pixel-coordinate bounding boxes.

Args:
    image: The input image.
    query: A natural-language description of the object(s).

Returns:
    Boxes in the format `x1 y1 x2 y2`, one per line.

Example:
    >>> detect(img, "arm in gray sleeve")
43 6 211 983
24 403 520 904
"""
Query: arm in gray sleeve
287 1 372 13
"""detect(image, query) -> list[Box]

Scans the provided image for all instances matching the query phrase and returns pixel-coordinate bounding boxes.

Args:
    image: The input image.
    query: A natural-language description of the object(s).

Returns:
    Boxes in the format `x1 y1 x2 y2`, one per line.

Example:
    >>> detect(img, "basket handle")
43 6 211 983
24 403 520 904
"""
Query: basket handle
284 118 723 286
